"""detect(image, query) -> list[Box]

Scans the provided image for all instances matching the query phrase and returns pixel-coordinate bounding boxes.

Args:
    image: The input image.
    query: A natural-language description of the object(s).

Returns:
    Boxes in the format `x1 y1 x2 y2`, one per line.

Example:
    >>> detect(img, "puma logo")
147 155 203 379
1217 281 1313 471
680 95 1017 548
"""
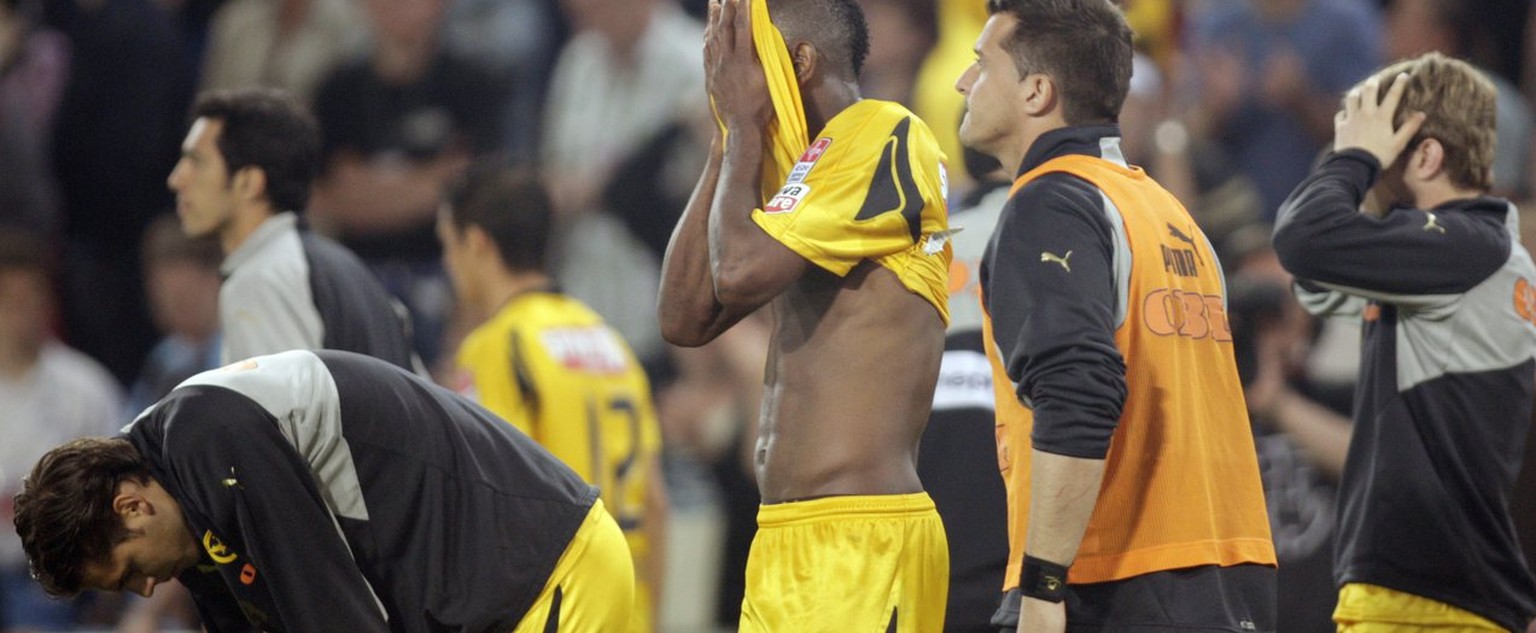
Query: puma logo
1167 223 1204 265
1423 212 1446 234
1041 250 1073 272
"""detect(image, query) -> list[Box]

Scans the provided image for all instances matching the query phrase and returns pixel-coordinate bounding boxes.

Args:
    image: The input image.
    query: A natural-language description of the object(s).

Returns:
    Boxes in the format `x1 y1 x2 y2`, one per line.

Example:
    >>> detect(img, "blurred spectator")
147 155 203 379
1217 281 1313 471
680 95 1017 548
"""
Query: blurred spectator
1383 0 1534 199
1126 62 1264 255
542 0 701 202
1226 228 1352 633
310 0 508 367
159 0 226 93
199 0 369 103
46 0 194 383
911 0 986 196
542 0 706 365
443 0 567 164
1185 0 1381 219
857 0 935 105
0 230 122 631
1122 0 1179 70
0 0 68 236
123 214 222 417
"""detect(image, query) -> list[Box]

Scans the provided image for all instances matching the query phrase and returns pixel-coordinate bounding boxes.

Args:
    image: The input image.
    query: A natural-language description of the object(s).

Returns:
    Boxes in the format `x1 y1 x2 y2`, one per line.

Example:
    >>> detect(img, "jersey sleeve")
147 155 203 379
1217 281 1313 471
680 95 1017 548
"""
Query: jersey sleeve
1272 150 1510 305
751 111 948 276
983 175 1128 459
154 389 389 632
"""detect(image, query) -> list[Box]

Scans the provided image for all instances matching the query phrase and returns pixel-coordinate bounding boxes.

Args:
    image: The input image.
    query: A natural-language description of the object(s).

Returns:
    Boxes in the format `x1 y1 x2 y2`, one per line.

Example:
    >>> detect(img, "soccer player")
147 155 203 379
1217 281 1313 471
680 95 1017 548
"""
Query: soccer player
657 0 952 629
14 349 633 632
955 1 1277 631
167 88 420 371
1272 53 1536 632
439 168 668 632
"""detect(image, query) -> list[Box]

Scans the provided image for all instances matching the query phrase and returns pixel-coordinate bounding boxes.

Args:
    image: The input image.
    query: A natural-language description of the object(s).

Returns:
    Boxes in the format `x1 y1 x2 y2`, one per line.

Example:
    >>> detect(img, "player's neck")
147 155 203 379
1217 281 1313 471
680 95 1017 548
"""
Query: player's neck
803 80 860 138
1411 179 1485 211
220 206 279 255
481 270 553 317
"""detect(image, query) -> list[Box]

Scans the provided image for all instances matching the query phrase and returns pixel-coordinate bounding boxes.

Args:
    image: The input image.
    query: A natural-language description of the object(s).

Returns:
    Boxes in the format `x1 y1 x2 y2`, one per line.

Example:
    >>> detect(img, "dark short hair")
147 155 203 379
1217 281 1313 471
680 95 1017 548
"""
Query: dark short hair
444 167 553 273
986 0 1133 125
191 88 321 213
14 437 151 597
769 0 871 78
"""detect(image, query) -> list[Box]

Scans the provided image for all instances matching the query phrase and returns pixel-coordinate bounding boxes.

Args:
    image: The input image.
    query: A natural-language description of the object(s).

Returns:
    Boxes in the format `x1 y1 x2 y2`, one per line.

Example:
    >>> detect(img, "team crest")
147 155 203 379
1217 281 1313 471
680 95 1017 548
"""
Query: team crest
202 530 239 564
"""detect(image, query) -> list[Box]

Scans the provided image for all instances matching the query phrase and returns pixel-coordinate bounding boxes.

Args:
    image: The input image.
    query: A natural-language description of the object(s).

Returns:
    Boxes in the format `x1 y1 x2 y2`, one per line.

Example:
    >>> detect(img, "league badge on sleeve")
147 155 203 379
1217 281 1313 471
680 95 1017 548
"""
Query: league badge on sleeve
786 138 833 184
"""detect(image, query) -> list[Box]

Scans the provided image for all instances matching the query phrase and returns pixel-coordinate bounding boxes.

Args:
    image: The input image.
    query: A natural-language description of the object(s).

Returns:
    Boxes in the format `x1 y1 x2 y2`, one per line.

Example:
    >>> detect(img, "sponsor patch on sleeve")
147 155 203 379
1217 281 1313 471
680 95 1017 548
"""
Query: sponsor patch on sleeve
764 183 811 214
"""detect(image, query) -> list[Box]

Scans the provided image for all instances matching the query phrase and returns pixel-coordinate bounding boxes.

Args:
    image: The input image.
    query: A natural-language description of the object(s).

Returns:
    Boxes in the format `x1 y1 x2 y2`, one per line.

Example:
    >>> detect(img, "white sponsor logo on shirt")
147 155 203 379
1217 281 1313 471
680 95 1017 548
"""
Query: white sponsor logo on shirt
764 183 812 214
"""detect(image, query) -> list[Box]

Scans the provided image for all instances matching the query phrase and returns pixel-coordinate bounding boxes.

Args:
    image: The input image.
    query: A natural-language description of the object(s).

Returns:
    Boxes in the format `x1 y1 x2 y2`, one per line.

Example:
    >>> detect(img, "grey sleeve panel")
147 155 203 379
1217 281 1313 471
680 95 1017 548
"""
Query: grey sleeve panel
1293 280 1368 318
1395 247 1536 392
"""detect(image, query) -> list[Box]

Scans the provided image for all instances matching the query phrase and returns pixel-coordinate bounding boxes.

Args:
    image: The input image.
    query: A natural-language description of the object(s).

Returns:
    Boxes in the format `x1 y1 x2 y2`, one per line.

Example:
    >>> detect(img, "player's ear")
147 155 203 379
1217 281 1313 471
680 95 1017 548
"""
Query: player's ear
1021 73 1057 118
1408 137 1445 182
232 166 268 205
466 225 495 257
791 41 817 84
111 481 151 521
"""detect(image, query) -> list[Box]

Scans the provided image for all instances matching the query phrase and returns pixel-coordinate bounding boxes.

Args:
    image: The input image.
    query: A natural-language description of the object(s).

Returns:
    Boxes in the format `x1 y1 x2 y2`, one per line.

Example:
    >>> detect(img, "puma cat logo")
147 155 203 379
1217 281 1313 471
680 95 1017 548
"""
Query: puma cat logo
1168 223 1204 265
1423 212 1446 234
1041 250 1073 272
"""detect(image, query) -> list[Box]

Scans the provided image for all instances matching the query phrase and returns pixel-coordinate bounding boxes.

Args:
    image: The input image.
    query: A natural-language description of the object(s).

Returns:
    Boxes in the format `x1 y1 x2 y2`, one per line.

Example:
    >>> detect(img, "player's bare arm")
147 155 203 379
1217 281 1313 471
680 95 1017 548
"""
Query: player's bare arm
659 0 807 347
1019 453 1106 633
659 134 727 346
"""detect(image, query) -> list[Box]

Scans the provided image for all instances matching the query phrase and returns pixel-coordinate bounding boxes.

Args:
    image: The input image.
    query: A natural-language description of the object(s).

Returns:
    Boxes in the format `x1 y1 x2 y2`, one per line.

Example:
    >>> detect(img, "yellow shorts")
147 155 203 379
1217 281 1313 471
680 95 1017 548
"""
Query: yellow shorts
739 492 949 633
513 499 635 633
1334 583 1506 632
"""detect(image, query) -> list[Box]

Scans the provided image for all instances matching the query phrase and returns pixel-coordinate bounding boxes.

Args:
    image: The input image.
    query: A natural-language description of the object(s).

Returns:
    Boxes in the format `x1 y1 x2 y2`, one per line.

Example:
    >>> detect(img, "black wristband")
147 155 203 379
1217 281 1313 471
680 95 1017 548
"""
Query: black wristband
1020 555 1069 603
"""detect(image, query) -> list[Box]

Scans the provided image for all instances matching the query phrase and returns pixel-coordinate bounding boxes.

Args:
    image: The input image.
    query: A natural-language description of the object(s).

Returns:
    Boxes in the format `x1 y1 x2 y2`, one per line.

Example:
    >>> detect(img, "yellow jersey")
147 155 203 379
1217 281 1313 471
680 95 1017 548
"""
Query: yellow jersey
454 291 661 549
750 99 954 322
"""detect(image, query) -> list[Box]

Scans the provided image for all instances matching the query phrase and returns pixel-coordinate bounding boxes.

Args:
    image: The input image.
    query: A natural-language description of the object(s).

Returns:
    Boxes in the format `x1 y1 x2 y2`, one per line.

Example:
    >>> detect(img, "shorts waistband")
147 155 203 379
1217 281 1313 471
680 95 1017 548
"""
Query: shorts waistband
756 492 936 527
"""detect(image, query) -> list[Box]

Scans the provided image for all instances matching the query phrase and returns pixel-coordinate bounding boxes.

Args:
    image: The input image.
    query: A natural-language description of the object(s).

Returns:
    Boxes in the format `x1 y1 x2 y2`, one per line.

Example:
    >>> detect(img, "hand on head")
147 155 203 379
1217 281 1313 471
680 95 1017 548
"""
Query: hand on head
1333 73 1427 167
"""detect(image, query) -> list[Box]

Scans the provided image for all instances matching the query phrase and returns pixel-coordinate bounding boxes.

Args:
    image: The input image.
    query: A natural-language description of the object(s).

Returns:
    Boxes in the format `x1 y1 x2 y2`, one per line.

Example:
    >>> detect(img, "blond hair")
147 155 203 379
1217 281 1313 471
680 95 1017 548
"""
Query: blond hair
1363 52 1496 191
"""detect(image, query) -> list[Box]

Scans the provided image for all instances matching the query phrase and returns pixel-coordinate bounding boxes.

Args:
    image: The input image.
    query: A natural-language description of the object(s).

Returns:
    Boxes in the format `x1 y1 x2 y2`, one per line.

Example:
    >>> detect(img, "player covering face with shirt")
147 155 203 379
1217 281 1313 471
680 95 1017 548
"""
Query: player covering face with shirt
658 0 954 629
